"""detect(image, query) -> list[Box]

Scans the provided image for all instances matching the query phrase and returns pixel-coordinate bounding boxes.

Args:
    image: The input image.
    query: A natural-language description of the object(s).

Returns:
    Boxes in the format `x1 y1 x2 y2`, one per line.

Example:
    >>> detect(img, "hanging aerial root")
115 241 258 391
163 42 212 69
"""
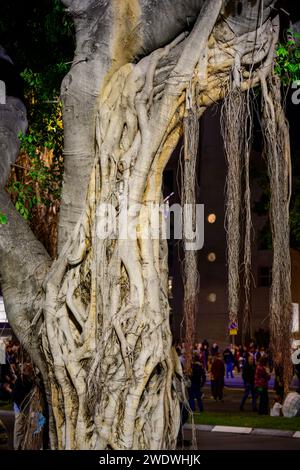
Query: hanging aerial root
242 89 254 343
181 102 200 373
221 86 246 330
219 14 280 342
21 383 45 450
260 73 292 394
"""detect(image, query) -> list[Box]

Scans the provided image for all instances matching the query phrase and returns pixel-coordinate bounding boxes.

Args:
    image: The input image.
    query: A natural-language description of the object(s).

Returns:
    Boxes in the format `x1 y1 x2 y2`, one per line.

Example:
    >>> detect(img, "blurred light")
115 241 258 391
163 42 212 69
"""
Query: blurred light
207 213 216 223
207 293 217 303
168 277 173 299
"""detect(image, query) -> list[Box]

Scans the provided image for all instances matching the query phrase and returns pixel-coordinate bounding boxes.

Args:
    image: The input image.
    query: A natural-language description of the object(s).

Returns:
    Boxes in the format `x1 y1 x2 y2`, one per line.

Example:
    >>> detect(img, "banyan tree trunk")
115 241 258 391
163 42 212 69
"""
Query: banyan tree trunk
41 2 223 449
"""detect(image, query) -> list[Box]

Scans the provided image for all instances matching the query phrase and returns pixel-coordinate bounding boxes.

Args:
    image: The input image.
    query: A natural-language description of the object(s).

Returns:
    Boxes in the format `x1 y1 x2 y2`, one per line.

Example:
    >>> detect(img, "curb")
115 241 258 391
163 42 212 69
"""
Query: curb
184 423 300 438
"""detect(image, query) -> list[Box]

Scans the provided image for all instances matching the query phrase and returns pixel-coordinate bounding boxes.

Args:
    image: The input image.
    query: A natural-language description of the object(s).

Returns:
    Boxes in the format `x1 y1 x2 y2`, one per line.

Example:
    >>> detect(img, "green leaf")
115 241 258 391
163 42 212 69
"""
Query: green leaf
277 46 288 57
287 63 298 73
0 212 8 224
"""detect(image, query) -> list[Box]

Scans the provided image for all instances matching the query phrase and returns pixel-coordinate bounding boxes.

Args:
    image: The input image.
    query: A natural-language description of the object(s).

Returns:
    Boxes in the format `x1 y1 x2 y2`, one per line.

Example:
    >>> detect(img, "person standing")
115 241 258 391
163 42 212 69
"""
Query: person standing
188 354 206 412
240 355 257 411
223 346 234 379
254 356 271 415
211 342 219 357
211 353 225 401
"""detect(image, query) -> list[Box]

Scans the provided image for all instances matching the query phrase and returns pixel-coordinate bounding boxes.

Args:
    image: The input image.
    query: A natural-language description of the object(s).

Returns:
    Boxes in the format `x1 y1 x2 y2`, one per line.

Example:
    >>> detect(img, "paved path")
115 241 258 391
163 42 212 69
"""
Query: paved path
201 384 261 413
183 428 300 450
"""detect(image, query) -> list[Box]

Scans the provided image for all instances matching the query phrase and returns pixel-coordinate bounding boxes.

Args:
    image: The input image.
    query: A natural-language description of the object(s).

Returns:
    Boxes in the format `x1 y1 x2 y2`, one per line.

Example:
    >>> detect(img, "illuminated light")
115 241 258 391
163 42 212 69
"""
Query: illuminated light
168 277 173 299
207 252 216 262
207 213 216 223
207 293 217 303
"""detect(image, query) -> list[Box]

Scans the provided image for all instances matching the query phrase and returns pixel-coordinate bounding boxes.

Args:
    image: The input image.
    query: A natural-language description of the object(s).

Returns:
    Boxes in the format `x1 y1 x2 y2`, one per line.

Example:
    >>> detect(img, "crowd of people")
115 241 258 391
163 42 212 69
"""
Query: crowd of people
175 339 300 416
0 340 21 401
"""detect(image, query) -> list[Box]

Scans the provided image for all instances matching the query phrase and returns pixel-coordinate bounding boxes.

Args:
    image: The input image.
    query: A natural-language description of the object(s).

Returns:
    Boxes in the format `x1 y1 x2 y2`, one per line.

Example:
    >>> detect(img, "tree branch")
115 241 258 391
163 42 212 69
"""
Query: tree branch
0 190 51 363
0 89 50 367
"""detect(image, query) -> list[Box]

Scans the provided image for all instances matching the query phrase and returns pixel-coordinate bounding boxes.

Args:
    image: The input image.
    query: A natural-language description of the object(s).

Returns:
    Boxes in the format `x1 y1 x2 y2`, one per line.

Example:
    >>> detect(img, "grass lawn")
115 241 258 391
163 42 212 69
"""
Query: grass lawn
193 412 300 432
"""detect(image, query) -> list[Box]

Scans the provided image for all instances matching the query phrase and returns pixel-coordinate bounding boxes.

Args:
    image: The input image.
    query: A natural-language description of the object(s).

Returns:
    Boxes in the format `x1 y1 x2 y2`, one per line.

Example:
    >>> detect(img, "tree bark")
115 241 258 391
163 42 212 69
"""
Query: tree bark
58 0 207 251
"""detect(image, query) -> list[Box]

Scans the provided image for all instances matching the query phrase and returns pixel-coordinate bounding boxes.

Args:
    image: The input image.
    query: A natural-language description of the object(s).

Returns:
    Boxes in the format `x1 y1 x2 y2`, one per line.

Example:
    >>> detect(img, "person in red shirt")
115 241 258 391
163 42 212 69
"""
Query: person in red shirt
254 356 271 414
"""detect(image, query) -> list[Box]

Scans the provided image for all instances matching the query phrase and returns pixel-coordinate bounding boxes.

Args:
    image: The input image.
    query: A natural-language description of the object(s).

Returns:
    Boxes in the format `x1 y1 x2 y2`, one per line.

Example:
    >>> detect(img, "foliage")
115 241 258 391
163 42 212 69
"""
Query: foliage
275 29 300 86
0 0 74 223
0 212 7 225
7 84 64 220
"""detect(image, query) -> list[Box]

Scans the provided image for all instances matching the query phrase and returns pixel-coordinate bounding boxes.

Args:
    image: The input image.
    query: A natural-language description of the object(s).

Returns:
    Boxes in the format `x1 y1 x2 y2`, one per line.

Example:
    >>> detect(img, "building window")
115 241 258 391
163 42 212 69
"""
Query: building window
207 213 216 224
258 266 272 287
207 292 217 303
207 252 216 262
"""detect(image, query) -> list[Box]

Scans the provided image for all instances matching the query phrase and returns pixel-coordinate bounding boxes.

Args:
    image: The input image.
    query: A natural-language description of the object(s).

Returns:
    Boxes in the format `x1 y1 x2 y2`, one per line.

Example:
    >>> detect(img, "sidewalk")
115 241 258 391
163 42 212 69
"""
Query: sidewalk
184 423 300 439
